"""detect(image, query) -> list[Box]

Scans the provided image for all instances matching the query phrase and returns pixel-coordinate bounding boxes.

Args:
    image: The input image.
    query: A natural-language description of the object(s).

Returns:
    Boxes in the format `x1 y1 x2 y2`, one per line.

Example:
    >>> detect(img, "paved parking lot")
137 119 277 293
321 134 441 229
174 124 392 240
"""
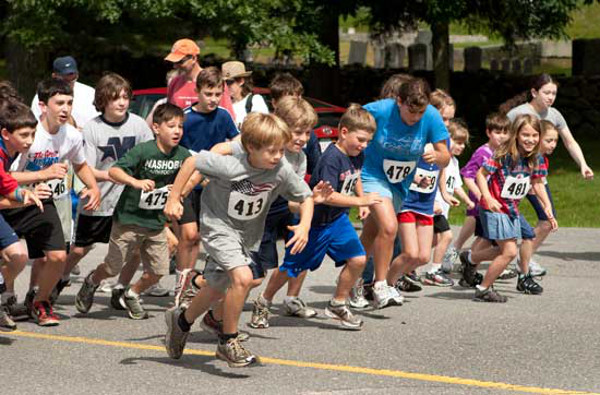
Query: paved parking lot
2 227 600 394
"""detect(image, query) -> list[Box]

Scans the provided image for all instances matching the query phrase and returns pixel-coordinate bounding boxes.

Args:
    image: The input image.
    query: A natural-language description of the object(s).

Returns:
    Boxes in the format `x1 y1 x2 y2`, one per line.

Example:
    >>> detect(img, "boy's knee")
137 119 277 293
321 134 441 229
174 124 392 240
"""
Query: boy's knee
230 266 253 289
46 250 67 264
347 256 366 270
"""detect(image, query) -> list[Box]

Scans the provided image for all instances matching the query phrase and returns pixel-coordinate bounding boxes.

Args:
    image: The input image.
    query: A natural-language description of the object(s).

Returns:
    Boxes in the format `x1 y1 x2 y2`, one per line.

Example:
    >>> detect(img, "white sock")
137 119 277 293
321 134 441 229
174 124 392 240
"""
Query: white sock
284 296 296 305
429 263 442 274
467 251 473 264
374 280 387 289
125 287 138 298
330 298 345 307
476 284 487 292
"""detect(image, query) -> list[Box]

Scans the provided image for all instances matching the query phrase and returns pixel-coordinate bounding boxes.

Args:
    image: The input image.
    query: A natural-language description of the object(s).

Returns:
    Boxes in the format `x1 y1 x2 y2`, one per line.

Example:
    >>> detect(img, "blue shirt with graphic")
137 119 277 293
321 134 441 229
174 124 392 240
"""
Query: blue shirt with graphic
362 99 448 200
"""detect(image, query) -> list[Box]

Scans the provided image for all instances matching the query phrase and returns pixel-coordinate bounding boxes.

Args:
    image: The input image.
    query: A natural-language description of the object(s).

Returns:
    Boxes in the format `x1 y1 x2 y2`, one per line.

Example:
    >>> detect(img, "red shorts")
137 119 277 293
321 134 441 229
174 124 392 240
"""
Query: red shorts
397 211 434 226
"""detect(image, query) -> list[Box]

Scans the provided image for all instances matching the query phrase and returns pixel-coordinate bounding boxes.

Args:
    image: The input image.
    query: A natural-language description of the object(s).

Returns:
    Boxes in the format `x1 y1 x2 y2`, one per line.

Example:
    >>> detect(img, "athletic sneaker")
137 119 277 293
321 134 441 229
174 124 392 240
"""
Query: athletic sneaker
34 301 60 326
372 282 403 309
50 278 71 304
421 270 454 287
164 307 189 359
441 246 460 273
349 279 370 310
396 276 422 292
283 297 317 318
401 273 423 291
473 286 508 303
120 288 148 320
499 267 518 280
406 271 421 285
2 295 28 322
0 272 5 294
529 260 547 277
142 282 170 297
110 286 126 310
459 252 483 288
325 301 363 330
97 279 116 294
71 264 81 276
216 337 258 368
0 310 17 331
200 311 250 342
248 296 270 329
75 272 99 314
517 274 544 295
363 282 374 301
175 269 200 309
24 288 37 317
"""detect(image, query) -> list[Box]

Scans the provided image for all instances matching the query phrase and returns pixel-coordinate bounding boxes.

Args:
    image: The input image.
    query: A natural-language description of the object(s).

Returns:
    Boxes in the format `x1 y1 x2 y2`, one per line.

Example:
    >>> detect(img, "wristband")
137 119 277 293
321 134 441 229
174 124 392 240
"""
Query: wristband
14 187 24 203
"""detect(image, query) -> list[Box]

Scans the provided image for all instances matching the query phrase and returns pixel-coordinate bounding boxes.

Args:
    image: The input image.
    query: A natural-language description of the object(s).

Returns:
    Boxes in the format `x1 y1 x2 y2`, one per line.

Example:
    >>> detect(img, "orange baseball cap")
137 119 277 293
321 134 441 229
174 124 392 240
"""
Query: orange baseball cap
165 39 200 62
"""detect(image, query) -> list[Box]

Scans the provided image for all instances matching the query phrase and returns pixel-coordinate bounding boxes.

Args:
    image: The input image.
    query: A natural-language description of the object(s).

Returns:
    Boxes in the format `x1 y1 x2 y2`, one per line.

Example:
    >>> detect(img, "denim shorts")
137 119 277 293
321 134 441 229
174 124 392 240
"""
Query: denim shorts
479 209 521 241
361 177 403 213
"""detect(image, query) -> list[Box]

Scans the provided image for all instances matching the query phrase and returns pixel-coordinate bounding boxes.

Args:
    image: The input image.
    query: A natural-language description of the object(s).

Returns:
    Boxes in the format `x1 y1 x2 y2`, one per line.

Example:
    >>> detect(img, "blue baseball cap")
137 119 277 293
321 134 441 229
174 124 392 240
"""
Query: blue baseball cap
53 56 78 75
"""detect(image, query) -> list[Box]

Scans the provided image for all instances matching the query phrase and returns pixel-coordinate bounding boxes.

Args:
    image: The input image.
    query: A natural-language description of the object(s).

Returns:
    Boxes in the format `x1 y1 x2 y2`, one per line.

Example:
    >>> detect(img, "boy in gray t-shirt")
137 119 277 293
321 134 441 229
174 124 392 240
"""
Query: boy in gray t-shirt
164 113 313 368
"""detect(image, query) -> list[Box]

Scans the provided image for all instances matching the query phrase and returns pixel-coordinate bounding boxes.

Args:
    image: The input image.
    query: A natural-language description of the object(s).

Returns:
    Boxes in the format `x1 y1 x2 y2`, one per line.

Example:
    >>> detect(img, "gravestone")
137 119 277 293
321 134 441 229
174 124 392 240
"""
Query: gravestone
464 47 482 73
490 59 499 71
511 58 522 74
501 58 510 72
348 40 368 65
386 43 406 68
523 58 533 74
573 39 600 75
373 41 385 69
409 43 428 71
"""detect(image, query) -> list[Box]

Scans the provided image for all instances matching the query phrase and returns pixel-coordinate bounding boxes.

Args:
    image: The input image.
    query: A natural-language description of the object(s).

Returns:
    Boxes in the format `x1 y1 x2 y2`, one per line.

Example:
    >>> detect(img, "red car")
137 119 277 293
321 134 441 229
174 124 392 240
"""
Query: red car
130 87 344 152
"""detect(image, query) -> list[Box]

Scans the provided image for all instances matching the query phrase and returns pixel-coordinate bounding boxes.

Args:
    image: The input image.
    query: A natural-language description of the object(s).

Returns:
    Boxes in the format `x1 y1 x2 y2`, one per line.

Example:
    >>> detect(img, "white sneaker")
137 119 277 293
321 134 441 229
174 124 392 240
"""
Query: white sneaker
98 280 116 294
283 297 317 318
349 279 370 310
388 285 405 305
372 281 398 309
143 282 170 297
529 260 547 276
441 246 459 273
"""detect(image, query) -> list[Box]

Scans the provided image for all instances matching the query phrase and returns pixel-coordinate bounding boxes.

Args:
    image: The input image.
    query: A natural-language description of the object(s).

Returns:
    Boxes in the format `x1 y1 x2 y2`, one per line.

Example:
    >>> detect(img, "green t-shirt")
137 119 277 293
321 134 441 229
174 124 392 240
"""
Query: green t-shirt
113 140 191 230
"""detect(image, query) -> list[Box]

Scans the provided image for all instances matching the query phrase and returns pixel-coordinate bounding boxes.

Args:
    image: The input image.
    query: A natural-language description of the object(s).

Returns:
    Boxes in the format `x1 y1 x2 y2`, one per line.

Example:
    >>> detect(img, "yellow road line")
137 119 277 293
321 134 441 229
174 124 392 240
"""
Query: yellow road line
6 330 598 395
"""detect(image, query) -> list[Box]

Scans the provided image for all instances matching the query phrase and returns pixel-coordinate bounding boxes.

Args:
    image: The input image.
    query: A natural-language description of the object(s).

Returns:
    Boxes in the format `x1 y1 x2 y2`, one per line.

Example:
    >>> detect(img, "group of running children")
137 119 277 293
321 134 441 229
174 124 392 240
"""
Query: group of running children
0 67 562 368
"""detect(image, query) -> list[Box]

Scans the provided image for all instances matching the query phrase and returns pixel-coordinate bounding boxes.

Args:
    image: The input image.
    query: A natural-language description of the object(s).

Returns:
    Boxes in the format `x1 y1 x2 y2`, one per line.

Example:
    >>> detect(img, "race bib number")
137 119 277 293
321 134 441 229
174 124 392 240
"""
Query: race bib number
409 169 439 194
340 172 359 196
139 186 170 210
383 159 416 184
446 175 456 192
31 177 68 200
501 176 530 200
228 191 268 220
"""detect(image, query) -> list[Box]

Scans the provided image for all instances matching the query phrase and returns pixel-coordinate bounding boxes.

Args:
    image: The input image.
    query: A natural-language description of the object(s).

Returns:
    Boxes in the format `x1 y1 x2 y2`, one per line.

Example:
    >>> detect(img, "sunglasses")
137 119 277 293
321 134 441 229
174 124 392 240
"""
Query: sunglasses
174 55 193 66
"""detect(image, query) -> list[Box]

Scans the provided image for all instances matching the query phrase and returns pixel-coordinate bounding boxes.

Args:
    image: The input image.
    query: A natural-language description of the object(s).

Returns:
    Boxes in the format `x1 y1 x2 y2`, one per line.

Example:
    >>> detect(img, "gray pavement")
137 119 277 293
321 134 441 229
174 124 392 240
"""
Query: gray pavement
2 227 600 395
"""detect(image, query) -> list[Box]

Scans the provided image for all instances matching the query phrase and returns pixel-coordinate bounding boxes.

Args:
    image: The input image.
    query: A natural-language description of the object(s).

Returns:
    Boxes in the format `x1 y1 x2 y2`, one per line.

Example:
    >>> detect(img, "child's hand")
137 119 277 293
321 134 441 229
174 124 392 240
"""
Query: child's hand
21 189 44 212
134 179 155 192
81 186 101 211
164 198 184 221
448 195 460 207
286 223 310 255
546 209 559 232
34 183 52 200
360 192 382 207
581 165 594 180
466 199 476 210
42 163 68 180
422 150 438 164
417 176 432 189
358 206 371 220
484 196 502 213
312 181 333 204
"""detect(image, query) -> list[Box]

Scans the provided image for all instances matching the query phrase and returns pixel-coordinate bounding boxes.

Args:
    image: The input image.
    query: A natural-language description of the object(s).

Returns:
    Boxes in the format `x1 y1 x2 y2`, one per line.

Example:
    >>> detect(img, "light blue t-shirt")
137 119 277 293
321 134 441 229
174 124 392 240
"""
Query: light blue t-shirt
362 99 449 199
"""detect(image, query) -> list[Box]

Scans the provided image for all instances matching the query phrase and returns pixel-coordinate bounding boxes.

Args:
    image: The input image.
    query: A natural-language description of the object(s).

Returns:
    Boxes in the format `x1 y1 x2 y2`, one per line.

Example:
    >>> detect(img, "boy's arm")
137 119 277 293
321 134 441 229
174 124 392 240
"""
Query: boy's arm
73 162 101 211
108 166 155 192
463 177 482 201
11 162 69 184
422 141 451 168
454 186 475 209
164 156 198 221
476 167 501 213
286 196 313 255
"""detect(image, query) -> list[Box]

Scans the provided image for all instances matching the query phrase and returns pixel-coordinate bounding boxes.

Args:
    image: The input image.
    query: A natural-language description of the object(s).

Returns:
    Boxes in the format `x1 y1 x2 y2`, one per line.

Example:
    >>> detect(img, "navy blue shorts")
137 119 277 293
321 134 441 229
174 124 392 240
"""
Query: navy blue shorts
249 210 293 279
526 184 556 221
279 214 365 278
0 214 19 251
519 214 536 240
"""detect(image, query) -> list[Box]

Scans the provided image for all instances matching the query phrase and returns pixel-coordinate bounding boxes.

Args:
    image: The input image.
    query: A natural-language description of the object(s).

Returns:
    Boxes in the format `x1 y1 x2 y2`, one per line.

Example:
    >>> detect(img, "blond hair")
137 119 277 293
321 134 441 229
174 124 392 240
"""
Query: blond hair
494 114 541 169
429 89 455 111
273 96 317 131
241 112 291 151
447 119 469 144
338 103 376 134
540 120 559 139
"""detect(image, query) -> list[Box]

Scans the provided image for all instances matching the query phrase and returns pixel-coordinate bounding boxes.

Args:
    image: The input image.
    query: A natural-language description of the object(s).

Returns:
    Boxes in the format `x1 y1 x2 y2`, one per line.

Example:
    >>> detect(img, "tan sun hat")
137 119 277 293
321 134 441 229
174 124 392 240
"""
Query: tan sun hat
222 61 252 80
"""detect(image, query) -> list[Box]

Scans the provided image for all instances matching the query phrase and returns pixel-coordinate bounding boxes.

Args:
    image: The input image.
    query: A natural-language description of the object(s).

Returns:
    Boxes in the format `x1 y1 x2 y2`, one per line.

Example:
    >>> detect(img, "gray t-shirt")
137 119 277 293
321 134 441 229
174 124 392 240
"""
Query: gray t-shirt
80 113 154 216
506 103 567 130
229 141 307 178
195 150 312 253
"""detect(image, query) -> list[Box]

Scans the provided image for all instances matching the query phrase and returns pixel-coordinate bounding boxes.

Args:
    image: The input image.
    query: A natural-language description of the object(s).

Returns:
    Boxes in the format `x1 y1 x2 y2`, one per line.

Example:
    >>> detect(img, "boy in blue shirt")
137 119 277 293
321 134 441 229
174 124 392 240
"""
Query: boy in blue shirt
270 104 381 330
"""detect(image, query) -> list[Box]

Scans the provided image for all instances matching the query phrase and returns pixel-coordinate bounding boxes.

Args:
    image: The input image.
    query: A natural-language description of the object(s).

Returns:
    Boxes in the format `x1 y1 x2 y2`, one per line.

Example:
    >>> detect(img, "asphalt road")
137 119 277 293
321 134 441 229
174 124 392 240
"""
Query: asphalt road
2 227 600 395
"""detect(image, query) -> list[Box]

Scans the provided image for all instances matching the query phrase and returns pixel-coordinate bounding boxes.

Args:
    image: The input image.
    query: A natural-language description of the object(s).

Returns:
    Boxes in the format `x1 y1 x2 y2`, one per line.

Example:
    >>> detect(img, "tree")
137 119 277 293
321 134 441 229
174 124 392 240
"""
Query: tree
355 0 591 91
0 0 336 98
